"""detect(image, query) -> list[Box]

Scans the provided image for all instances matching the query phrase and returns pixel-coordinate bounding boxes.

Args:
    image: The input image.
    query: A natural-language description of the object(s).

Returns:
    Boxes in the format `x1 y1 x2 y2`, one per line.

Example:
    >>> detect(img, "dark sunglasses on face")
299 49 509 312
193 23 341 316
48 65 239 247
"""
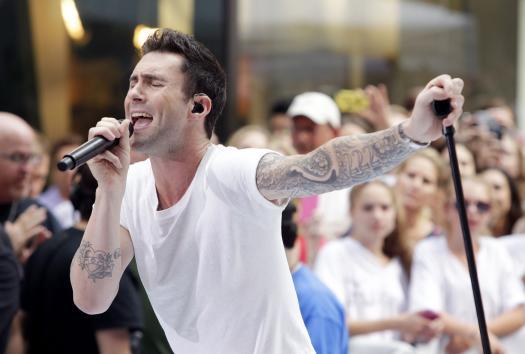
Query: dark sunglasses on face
455 200 491 214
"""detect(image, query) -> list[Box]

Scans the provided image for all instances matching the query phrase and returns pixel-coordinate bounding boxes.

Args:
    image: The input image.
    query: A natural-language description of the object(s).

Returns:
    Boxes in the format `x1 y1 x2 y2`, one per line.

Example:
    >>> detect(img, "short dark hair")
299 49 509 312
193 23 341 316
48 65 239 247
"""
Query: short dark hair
281 203 298 249
50 135 84 164
142 29 227 138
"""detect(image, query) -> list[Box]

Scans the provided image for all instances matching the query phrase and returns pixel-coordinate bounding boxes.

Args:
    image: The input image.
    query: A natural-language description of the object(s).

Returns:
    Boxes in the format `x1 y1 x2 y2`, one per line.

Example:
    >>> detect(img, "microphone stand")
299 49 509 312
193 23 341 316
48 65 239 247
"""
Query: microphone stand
433 100 492 354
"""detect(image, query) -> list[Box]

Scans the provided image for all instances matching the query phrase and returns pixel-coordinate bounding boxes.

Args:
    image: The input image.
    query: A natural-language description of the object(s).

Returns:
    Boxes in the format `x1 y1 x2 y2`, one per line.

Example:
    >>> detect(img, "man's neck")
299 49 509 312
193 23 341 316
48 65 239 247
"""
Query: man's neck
150 141 210 210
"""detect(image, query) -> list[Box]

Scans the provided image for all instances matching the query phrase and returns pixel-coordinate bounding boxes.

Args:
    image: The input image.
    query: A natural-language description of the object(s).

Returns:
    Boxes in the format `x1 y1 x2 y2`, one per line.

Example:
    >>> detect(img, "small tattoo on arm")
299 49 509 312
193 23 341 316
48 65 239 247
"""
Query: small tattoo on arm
76 241 121 282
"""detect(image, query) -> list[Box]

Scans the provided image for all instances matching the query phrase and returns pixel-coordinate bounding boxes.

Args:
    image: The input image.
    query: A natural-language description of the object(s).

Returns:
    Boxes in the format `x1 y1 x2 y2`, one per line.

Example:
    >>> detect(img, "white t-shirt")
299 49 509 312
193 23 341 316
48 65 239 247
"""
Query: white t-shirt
498 234 525 283
120 145 313 354
314 237 408 341
314 189 351 240
409 236 525 351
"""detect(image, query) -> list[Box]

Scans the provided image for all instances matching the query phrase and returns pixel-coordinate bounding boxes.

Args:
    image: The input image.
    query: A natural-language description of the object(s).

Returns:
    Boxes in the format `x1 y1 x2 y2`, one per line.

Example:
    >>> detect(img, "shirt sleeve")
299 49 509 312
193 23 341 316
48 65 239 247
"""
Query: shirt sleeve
210 147 286 214
306 317 349 354
495 243 525 311
498 235 525 283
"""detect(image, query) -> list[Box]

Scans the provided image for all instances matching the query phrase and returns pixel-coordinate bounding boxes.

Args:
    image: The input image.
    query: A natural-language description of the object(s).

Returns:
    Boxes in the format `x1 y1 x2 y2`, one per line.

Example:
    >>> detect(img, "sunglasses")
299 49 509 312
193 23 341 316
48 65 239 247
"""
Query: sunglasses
454 200 491 214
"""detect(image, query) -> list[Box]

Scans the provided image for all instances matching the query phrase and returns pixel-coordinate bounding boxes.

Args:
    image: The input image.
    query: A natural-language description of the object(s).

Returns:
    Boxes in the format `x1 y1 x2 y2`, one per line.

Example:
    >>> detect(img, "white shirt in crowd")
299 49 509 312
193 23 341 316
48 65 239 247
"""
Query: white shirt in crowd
314 189 351 240
498 234 525 285
315 237 408 341
409 236 525 353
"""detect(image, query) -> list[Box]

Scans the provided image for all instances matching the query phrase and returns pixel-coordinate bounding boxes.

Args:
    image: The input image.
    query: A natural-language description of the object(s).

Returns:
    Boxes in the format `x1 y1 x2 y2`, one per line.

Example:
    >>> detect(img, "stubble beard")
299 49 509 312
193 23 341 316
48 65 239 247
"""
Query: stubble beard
132 126 179 156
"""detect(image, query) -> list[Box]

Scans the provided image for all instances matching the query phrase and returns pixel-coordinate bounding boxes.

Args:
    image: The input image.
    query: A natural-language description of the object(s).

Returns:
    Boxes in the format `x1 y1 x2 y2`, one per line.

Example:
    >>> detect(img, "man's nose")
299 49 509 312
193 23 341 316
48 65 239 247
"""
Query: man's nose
19 160 33 175
127 83 145 102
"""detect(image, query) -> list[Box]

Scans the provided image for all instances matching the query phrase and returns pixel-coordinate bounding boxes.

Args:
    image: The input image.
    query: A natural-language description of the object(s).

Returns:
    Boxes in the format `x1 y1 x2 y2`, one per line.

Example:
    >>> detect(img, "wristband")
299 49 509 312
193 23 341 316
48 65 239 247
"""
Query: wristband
397 123 430 149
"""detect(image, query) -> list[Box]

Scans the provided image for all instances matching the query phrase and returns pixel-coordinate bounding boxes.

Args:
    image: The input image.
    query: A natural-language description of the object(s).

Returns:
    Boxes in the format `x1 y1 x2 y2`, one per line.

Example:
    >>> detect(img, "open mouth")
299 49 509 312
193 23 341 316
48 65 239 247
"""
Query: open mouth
131 112 153 130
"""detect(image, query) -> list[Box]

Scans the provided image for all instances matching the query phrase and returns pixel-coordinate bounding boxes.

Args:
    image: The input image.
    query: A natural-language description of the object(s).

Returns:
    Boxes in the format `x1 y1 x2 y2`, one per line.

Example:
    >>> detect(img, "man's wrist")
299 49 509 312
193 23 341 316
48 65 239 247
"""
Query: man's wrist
397 122 430 149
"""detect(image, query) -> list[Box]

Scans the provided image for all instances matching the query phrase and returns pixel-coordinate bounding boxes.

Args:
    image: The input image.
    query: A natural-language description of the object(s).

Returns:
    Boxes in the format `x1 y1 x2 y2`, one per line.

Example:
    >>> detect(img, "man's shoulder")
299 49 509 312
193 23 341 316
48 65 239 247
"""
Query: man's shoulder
211 145 277 166
128 158 152 176
293 266 345 321
294 266 338 301
126 159 154 192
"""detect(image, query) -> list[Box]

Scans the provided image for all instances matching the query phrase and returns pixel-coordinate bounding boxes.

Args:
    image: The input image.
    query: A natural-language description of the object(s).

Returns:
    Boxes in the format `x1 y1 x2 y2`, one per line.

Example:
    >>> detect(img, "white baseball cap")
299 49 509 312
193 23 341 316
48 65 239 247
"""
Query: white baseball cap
287 92 341 129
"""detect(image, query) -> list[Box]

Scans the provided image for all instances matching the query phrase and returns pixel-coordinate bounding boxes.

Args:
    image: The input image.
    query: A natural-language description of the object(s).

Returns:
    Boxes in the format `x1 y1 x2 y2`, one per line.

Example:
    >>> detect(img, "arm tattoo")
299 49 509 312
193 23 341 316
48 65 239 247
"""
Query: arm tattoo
76 241 121 282
256 125 416 199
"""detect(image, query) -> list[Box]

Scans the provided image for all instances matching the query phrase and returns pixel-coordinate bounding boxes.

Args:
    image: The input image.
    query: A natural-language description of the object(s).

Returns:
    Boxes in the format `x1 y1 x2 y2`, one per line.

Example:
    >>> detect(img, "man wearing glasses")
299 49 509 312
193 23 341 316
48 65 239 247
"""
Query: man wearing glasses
0 112 61 258
0 112 62 352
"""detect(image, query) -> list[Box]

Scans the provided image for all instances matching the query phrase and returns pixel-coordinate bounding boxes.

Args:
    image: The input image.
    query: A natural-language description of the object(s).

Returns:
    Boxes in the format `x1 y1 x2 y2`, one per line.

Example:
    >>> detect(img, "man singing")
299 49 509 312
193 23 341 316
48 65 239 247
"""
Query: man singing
70 28 464 354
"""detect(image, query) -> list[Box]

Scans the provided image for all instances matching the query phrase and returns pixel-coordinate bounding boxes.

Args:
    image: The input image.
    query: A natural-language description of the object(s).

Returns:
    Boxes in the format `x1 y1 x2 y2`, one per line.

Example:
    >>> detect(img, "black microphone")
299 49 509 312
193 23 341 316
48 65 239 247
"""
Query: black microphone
432 99 452 118
57 121 134 171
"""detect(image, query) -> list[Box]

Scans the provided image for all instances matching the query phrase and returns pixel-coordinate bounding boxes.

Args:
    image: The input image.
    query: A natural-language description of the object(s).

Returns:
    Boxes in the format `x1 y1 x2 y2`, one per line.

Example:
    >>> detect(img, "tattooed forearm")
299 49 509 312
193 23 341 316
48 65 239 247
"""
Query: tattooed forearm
76 241 121 282
256 124 417 199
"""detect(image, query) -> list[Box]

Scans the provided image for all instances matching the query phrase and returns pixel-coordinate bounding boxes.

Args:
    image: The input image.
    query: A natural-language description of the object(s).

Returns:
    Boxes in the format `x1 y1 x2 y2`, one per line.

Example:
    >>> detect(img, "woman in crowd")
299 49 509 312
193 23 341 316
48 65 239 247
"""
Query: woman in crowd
474 132 525 201
409 176 525 354
394 148 448 271
479 167 523 237
315 181 441 353
441 143 476 177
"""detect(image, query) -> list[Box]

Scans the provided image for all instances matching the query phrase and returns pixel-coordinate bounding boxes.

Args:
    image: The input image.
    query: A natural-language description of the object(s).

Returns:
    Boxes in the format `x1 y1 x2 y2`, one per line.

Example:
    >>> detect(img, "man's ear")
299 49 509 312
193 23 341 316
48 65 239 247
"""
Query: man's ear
191 93 212 117
192 102 204 113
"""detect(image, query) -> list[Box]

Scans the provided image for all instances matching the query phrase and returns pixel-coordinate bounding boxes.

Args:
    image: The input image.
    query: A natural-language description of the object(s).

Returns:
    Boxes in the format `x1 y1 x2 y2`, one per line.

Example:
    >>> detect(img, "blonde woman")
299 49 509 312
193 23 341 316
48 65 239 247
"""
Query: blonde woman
394 148 449 272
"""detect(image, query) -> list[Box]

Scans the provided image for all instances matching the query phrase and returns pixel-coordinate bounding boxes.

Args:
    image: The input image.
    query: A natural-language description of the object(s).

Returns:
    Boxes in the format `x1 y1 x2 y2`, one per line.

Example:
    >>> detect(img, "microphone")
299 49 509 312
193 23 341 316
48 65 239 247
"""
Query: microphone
57 121 134 171
432 99 452 118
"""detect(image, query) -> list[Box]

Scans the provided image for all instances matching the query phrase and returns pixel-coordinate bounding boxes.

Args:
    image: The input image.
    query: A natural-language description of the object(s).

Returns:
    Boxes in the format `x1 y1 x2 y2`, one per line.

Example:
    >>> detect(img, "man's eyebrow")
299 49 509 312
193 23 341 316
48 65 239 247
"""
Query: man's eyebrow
129 73 166 82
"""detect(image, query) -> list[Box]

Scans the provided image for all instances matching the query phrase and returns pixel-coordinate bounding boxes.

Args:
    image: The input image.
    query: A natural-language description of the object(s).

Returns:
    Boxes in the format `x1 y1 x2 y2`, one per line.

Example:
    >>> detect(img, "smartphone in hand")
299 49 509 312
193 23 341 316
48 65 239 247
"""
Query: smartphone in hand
418 310 440 320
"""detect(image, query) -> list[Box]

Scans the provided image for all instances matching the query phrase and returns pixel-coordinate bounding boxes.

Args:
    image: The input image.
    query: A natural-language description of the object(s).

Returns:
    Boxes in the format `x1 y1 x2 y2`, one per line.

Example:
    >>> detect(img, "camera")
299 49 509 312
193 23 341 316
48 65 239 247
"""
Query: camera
473 110 505 140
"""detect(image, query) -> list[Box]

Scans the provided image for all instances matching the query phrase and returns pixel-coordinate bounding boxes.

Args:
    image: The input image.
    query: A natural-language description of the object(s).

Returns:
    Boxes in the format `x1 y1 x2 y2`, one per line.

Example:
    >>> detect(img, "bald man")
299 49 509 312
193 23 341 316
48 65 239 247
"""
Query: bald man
0 112 61 255
0 112 62 351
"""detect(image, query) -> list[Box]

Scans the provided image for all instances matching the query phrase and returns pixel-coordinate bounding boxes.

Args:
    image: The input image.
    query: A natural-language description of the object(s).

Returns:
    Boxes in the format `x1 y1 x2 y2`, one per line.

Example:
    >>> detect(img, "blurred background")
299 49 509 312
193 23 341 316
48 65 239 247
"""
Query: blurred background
0 0 523 142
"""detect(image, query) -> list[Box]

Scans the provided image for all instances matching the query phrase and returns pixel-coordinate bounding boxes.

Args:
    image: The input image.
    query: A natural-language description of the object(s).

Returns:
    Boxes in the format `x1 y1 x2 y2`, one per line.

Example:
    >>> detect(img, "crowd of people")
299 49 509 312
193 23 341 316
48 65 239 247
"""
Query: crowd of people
0 28 524 354
235 84 525 354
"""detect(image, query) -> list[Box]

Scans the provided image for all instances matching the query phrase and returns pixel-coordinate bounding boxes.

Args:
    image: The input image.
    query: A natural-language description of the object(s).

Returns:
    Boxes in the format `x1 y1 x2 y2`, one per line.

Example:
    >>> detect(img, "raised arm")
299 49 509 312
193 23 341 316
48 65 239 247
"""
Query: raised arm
257 75 464 200
70 118 133 315
257 123 418 199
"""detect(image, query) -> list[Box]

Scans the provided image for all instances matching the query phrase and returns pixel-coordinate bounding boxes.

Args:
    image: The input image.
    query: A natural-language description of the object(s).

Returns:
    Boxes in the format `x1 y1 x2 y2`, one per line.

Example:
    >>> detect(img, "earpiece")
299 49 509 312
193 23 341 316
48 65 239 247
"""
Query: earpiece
192 102 204 114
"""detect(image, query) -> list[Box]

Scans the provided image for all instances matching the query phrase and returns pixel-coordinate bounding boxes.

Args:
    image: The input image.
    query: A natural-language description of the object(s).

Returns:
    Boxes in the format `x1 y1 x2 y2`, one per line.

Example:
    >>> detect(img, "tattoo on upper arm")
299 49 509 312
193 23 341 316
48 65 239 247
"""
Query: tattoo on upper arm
256 126 414 199
76 241 121 282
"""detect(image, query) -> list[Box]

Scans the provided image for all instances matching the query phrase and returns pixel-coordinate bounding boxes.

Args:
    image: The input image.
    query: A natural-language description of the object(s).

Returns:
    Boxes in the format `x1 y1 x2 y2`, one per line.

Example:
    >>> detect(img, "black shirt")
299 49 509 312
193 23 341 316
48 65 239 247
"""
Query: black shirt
0 225 20 353
0 198 62 249
21 227 143 354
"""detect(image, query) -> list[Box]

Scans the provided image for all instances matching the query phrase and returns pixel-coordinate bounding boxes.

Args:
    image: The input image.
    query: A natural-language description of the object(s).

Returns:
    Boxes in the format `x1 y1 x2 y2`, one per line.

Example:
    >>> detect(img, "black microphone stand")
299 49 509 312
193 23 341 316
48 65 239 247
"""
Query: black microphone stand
433 100 491 354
